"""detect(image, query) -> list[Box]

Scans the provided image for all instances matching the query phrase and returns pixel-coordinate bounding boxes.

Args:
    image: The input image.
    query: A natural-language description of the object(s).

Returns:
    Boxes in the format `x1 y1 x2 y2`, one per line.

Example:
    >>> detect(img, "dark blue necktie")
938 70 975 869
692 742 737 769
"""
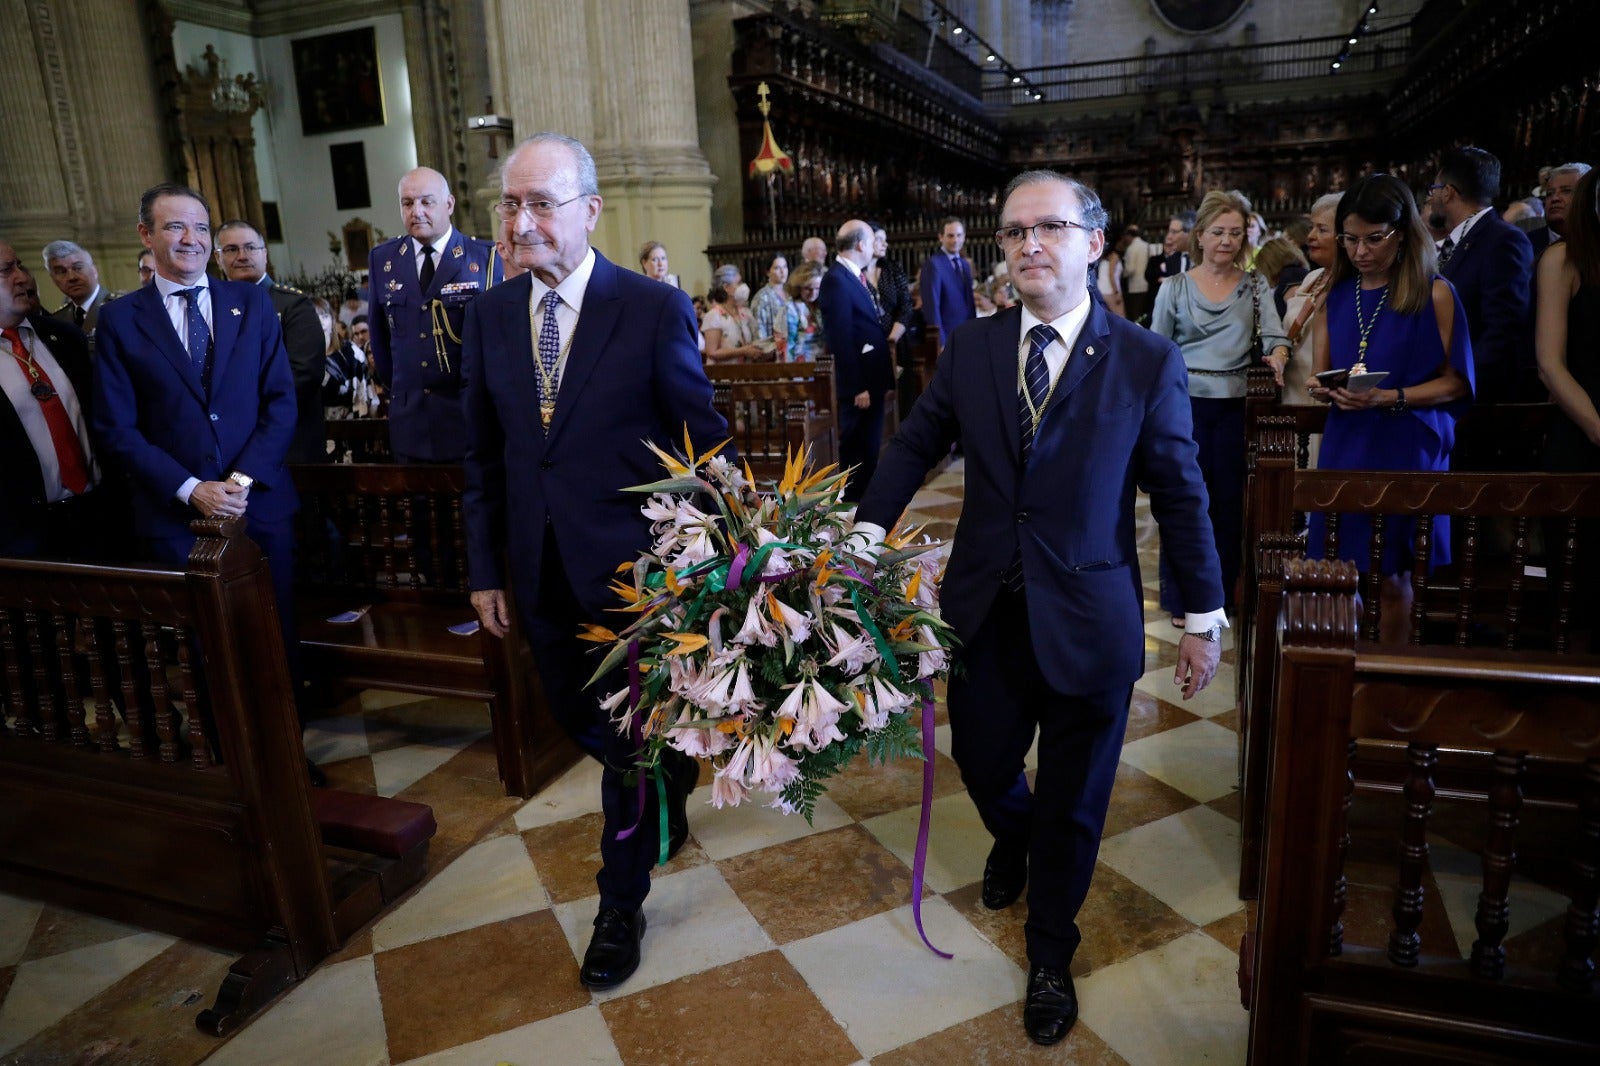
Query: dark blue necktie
178 287 212 388
419 245 436 290
1019 323 1059 456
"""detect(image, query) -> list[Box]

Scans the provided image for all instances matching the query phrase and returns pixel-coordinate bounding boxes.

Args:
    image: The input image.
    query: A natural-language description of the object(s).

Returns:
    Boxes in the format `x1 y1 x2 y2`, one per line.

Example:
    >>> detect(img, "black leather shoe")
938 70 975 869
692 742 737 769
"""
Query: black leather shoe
579 908 646 989
1023 965 1078 1046
663 754 699 861
981 841 1027 910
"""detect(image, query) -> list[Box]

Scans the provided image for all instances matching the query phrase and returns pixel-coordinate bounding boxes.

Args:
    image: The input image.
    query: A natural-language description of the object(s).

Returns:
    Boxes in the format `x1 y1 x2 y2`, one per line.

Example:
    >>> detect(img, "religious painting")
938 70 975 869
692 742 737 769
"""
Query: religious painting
343 218 374 273
330 142 371 211
1148 0 1250 34
291 26 386 136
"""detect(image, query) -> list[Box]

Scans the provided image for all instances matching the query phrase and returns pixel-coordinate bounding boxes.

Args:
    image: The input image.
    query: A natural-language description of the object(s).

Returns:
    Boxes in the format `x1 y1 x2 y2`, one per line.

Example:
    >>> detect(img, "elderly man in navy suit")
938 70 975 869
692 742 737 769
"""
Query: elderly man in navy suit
852 170 1224 1046
816 219 894 502
368 166 499 463
461 133 728 992
93 183 299 679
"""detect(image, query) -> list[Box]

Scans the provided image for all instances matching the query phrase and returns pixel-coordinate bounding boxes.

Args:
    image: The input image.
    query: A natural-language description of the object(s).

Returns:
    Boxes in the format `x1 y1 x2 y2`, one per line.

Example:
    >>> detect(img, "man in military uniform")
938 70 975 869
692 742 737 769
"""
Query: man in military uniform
215 220 327 462
368 166 500 462
43 240 119 347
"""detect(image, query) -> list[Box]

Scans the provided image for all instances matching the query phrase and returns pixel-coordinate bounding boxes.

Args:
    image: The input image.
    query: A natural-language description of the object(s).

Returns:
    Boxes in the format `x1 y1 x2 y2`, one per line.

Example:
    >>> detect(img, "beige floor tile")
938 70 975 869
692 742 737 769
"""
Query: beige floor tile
781 898 1024 1058
1099 806 1244 927
1119 719 1240 803
0 894 42 969
1075 931 1248 1066
302 713 373 765
372 725 492 797
861 791 991 894
1134 660 1237 719
823 743 965 822
874 1000 1131 1065
373 831 547 951
512 757 605 831
1121 689 1202 744
1427 835 1570 960
0 932 174 1056
204 957 388 1066
1103 762 1204 840
687 788 854 861
551 864 772 1002
396 1004 621 1066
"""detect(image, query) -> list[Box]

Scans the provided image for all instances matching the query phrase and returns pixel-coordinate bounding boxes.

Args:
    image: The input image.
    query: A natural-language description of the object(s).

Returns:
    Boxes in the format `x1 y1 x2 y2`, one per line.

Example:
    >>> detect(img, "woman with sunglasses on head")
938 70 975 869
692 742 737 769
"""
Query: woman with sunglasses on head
1534 165 1600 644
1151 188 1290 624
1307 173 1474 643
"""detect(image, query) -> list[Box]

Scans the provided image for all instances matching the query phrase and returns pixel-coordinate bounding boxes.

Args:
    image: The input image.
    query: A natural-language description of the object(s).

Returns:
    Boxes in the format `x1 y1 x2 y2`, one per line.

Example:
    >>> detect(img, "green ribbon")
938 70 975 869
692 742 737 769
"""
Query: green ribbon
655 766 670 866
851 585 901 684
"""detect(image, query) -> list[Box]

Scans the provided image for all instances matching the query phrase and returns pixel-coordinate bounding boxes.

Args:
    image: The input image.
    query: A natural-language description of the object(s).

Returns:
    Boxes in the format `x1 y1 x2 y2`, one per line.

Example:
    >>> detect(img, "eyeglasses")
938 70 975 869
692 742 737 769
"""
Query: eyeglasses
218 243 265 255
1425 182 1450 196
994 219 1091 249
493 194 587 222
1337 230 1399 251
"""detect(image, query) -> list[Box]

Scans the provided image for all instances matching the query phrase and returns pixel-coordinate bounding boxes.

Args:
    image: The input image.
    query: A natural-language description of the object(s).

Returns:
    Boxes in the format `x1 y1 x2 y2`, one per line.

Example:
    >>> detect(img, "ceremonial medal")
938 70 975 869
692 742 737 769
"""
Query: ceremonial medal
31 381 54 401
470 262 480 273
540 400 554 428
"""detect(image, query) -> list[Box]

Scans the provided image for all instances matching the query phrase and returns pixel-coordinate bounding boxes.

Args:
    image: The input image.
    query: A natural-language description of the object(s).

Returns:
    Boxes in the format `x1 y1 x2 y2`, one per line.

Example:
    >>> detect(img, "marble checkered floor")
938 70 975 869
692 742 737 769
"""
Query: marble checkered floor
5 460 1563 1064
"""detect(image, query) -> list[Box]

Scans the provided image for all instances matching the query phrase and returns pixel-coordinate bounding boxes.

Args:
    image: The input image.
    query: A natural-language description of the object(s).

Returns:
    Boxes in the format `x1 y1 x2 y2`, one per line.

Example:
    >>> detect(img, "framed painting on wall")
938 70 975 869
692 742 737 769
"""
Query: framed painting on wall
291 26 386 136
343 218 375 273
330 142 371 210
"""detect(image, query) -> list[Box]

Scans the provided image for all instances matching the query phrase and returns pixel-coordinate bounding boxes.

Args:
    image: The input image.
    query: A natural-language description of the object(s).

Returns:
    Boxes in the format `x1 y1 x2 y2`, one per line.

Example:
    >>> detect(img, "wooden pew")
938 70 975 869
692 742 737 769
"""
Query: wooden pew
291 462 580 800
703 360 839 481
1245 559 1600 1064
1236 460 1600 899
0 518 432 1035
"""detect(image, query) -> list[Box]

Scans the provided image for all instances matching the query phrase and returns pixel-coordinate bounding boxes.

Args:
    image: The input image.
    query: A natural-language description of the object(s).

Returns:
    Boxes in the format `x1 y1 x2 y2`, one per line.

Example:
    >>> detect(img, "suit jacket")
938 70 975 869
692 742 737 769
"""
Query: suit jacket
52 286 116 335
920 251 976 346
368 228 500 461
260 279 327 462
1527 225 1553 260
1 315 93 553
1153 250 1191 288
461 250 728 620
817 261 893 401
857 301 1222 696
93 278 298 541
1440 212 1534 392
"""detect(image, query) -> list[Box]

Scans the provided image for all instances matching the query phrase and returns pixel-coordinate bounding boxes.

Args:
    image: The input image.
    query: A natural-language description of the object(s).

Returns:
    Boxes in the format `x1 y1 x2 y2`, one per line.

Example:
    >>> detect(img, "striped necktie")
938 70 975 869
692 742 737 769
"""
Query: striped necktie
1018 323 1059 457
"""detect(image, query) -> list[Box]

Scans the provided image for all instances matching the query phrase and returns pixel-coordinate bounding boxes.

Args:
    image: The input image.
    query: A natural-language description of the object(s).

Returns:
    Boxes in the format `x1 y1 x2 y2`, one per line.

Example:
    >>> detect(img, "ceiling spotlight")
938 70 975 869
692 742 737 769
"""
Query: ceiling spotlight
1033 92 1042 100
1011 74 1022 84
986 53 997 62
1331 61 1342 70
1348 36 1358 44
1368 4 1378 12
953 25 963 35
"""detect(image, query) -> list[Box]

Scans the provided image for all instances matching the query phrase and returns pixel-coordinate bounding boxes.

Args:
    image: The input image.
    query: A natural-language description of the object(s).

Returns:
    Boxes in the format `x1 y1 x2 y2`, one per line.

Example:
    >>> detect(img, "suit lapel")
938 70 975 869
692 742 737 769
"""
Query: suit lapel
1050 301 1111 411
546 253 620 448
429 231 465 297
132 285 205 404
210 280 242 392
494 275 542 442
988 308 1024 461
397 238 420 296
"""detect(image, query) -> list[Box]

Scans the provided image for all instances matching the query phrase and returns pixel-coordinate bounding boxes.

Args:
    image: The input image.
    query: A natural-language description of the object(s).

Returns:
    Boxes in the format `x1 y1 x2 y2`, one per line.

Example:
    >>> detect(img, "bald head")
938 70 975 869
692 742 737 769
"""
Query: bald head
835 220 872 268
398 167 455 244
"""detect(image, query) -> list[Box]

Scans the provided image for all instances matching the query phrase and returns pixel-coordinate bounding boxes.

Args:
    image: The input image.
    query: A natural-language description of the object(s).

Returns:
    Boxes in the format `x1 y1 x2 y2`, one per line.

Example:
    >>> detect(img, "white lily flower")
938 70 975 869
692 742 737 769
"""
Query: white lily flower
725 660 763 716
640 492 679 528
690 664 737 712
824 622 880 674
666 706 734 759
790 680 849 753
732 596 779 647
772 680 807 723
863 675 915 730
916 623 949 678
768 594 814 643
747 734 801 790
711 765 749 808
671 525 719 567
705 454 748 491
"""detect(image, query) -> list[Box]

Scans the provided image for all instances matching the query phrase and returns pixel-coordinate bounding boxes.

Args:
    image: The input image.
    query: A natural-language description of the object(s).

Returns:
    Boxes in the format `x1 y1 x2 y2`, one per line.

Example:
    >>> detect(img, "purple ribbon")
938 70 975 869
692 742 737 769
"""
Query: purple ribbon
726 543 751 591
912 682 952 959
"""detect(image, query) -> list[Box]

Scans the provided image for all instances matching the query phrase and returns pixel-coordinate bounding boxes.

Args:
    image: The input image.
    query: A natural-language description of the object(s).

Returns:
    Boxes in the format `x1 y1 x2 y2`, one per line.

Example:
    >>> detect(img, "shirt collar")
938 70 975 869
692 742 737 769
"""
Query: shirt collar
1018 294 1093 355
153 271 209 299
838 256 865 279
415 226 454 259
528 246 597 315
1449 206 1494 246
76 285 101 310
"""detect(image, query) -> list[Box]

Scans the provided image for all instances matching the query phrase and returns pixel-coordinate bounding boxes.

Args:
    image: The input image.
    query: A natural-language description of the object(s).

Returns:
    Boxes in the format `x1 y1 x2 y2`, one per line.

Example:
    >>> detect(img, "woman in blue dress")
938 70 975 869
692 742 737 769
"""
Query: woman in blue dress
1307 173 1474 643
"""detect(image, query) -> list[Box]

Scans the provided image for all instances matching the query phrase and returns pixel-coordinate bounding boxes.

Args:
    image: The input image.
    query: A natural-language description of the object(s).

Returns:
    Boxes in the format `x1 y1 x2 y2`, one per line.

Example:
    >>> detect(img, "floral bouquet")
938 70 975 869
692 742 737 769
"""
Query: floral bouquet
582 431 958 824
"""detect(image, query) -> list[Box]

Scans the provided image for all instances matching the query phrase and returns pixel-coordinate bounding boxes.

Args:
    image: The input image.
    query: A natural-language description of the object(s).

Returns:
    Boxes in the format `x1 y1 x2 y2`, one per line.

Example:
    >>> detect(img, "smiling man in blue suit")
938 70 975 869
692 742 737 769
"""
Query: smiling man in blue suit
93 183 300 713
461 133 728 992
853 170 1225 1046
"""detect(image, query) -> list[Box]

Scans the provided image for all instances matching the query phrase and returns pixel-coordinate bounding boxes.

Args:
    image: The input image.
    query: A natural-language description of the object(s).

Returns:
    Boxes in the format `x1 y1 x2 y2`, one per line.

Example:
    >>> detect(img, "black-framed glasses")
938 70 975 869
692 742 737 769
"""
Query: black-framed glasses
1336 230 1399 251
493 194 587 222
218 243 265 255
994 219 1091 249
1425 182 1451 196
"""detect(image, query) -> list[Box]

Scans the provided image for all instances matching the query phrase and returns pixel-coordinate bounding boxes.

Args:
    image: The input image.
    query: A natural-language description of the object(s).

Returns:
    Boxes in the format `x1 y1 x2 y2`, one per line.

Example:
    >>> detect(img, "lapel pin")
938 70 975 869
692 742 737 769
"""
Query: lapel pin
452 245 463 258
384 260 392 273
1085 346 1094 355
231 307 241 316
469 262 480 273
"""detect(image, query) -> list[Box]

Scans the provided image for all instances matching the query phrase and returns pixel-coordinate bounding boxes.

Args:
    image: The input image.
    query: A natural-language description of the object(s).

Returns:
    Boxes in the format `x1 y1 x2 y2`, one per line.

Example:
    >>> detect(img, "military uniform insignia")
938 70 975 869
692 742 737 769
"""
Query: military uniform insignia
384 260 392 272
452 245 464 259
469 262 480 273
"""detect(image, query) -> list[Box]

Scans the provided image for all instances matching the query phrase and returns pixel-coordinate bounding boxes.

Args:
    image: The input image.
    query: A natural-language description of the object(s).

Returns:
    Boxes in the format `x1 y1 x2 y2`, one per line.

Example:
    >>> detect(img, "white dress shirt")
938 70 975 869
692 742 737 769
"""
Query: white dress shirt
526 246 597 395
414 226 454 279
151 272 213 503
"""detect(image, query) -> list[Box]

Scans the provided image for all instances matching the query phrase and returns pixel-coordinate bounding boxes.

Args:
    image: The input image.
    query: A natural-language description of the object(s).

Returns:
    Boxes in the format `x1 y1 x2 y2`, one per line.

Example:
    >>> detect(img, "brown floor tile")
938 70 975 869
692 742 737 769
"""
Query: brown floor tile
1207 790 1243 822
375 909 589 1062
1072 863 1195 978
321 752 378 794
1121 690 1200 743
718 825 916 944
1210 707 1241 733
326 926 374 966
824 745 965 821
944 881 1029 971
6 940 236 1066
1143 640 1180 671
523 810 709 907
19 906 145 963
874 1001 1130 1065
1203 903 1255 956
394 735 524 858
913 500 965 520
1340 869 1458 959
1102 762 1200 839
600 951 859 1066
0 965 12 1008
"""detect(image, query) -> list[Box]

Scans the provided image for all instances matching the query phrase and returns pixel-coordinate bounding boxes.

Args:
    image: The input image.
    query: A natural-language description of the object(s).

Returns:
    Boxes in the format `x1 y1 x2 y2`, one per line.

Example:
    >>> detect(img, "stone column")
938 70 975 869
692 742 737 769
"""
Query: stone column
0 0 168 290
485 0 716 294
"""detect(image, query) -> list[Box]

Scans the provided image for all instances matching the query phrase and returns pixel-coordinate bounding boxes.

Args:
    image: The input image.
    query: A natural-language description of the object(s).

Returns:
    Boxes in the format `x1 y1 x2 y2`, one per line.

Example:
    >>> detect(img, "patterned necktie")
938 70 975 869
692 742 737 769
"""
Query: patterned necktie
178 287 212 387
1018 323 1059 456
536 290 562 427
419 244 436 290
1438 236 1456 266
860 270 882 316
3 326 91 495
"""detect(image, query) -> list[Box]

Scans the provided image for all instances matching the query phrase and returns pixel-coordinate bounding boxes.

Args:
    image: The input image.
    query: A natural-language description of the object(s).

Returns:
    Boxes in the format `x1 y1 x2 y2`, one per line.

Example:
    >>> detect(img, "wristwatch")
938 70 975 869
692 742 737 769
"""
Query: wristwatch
1391 387 1408 412
1196 624 1222 643
227 471 254 489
